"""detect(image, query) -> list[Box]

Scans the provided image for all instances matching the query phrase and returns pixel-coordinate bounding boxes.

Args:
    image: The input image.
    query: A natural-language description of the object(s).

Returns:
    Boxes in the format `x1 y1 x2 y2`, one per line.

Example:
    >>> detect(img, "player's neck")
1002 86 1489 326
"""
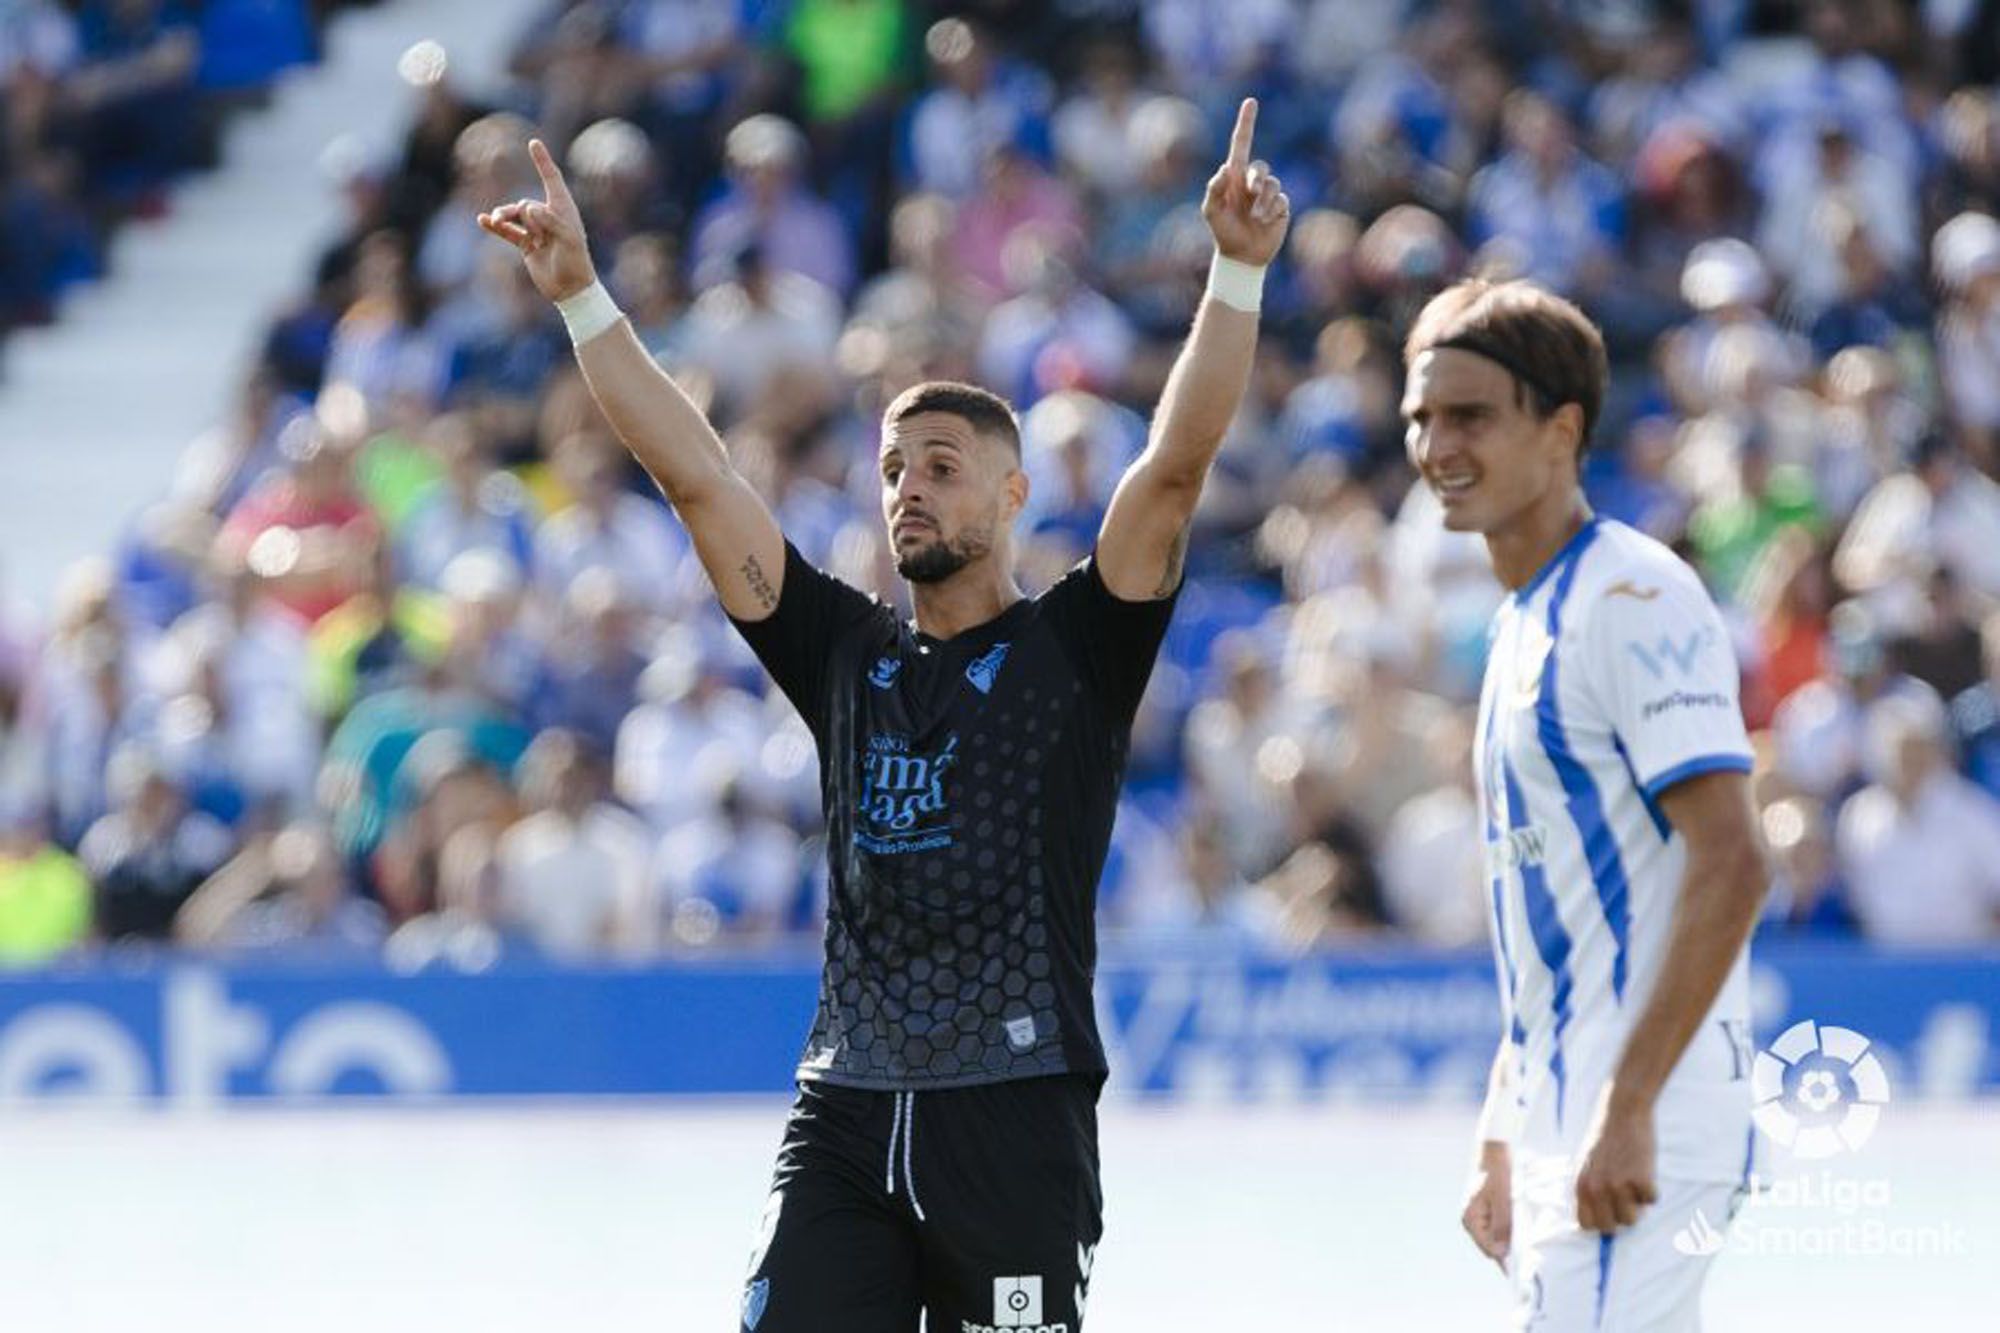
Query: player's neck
1486 490 1594 593
907 562 1024 642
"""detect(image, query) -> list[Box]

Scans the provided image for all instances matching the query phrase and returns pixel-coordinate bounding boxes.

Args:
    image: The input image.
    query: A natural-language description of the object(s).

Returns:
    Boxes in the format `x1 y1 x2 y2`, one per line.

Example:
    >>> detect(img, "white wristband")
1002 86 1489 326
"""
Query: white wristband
556 279 624 346
1206 253 1267 314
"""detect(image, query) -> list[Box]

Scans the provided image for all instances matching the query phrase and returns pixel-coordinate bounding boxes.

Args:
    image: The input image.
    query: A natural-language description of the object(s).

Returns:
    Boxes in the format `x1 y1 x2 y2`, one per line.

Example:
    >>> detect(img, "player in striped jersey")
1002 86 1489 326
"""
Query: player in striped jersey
1401 281 1772 1330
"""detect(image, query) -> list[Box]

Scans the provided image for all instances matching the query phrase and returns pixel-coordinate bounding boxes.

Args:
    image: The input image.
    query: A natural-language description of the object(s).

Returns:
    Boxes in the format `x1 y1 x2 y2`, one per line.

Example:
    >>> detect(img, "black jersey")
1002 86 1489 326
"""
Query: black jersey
729 542 1177 1090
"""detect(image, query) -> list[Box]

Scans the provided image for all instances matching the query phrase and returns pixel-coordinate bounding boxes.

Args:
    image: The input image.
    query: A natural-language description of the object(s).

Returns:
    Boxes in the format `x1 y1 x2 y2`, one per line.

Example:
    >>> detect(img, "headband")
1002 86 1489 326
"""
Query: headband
1432 334 1566 414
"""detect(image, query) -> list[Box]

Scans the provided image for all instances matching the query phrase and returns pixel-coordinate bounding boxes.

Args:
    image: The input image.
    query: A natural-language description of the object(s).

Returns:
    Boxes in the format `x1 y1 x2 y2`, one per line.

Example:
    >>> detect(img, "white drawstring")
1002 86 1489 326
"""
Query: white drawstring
901 1092 926 1222
884 1091 904 1195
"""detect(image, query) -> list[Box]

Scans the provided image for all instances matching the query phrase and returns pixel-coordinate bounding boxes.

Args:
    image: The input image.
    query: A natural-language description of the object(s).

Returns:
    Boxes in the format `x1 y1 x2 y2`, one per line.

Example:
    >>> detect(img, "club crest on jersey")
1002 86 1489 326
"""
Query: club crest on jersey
742 1278 770 1331
857 732 958 853
869 655 902 689
966 642 1011 695
1511 622 1555 708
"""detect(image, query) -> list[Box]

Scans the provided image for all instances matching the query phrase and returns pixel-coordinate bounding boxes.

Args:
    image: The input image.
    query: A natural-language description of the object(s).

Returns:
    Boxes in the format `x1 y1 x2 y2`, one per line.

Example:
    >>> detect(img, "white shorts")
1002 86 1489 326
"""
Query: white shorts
1509 1169 1745 1332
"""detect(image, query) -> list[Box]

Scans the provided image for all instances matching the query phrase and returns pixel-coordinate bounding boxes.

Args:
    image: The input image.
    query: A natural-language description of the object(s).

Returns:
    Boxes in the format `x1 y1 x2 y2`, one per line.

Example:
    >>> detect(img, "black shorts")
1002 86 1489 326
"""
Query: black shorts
739 1073 1104 1333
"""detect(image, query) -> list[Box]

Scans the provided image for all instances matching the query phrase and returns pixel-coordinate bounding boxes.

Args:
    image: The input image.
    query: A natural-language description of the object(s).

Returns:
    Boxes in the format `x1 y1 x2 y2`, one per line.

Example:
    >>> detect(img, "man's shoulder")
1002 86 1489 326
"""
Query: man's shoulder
1569 522 1715 629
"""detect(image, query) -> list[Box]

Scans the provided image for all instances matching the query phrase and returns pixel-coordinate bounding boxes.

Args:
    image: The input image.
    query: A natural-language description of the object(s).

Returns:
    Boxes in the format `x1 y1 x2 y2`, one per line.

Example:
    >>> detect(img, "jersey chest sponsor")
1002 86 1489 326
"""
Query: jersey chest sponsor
856 731 958 853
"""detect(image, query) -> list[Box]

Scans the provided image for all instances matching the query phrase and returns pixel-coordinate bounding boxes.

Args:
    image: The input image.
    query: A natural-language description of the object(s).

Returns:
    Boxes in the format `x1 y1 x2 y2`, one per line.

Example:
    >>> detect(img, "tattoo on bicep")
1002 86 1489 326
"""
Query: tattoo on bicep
1157 525 1192 598
741 554 778 612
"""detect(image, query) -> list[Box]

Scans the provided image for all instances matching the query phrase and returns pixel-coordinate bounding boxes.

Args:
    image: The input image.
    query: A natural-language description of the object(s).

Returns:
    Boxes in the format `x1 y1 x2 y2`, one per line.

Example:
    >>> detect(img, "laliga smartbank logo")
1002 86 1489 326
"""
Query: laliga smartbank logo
1749 1019 1891 1158
1670 1019 1967 1261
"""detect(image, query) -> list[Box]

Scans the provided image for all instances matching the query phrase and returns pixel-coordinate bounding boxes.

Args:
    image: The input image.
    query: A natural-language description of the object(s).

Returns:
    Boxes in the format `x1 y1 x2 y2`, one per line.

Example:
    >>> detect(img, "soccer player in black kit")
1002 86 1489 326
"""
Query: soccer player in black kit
479 99 1291 1332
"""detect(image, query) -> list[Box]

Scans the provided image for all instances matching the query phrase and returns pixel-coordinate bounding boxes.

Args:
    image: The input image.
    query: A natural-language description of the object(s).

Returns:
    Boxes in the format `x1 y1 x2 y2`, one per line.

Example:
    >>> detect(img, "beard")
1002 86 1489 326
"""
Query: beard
894 522 994 584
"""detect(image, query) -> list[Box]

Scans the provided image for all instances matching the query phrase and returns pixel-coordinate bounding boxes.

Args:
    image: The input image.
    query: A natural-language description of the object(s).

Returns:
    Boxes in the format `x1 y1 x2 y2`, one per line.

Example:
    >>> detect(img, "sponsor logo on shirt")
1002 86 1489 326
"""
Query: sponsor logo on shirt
1640 689 1733 720
1485 823 1550 875
966 641 1011 695
857 732 957 853
1004 1014 1037 1051
869 656 902 689
1604 580 1661 602
1626 628 1716 680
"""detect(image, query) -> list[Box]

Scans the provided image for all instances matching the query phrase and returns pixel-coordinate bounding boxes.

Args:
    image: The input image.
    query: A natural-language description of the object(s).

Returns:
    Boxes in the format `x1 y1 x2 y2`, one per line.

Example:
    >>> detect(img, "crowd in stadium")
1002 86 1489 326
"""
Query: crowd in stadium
3 0 2000 966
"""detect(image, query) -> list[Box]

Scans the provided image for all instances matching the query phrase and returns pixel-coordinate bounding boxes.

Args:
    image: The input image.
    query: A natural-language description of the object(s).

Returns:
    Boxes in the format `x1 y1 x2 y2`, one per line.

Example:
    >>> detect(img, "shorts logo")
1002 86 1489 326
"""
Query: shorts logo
1605 580 1661 602
1750 1020 1892 1158
995 1276 1042 1326
966 642 1011 695
742 1277 770 1330
1671 1207 1726 1257
869 656 901 689
1004 1015 1037 1051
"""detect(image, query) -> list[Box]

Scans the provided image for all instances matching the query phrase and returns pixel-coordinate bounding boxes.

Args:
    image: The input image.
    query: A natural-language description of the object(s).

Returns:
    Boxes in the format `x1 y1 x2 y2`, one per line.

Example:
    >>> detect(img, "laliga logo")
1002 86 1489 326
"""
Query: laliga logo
1750 1020 1891 1159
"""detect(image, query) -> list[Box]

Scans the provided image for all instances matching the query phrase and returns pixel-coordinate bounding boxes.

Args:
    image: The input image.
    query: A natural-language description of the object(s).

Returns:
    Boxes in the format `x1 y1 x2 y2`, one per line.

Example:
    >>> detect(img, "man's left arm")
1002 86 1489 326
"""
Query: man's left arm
1575 770 1770 1233
1095 97 1291 601
1572 573 1770 1233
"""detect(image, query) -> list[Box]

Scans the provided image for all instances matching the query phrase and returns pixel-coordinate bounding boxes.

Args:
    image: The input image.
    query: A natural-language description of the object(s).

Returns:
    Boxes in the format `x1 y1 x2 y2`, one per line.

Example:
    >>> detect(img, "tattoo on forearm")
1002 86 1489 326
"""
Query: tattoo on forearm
1158 526 1192 598
741 554 778 612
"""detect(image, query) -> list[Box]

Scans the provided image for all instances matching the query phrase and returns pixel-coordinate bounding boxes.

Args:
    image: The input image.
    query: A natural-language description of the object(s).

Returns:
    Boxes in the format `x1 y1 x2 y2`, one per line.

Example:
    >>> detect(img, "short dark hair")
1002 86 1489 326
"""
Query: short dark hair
1404 279 1609 451
883 380 1022 456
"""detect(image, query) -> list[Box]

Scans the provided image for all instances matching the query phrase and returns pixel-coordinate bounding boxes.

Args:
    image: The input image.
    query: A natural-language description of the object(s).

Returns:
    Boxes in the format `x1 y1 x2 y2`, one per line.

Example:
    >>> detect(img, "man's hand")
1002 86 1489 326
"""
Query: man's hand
1201 99 1291 267
1574 1086 1659 1233
478 138 598 302
1461 1140 1513 1272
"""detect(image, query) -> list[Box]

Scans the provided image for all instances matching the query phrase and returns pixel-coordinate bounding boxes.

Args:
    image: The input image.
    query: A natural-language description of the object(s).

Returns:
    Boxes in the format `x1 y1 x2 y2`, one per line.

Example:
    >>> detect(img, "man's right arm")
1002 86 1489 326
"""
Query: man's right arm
1463 1043 1515 1271
569 320 786 621
479 139 785 623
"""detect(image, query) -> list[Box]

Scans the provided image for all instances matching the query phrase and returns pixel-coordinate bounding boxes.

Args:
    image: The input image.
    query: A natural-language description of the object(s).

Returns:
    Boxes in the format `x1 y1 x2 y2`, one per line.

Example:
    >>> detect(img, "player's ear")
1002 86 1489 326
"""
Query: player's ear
1550 402 1586 468
1004 459 1029 523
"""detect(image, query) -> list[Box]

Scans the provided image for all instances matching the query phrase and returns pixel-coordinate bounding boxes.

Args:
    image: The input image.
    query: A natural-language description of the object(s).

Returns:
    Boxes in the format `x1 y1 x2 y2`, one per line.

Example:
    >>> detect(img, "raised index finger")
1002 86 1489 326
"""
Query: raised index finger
1226 98 1258 172
528 138 575 211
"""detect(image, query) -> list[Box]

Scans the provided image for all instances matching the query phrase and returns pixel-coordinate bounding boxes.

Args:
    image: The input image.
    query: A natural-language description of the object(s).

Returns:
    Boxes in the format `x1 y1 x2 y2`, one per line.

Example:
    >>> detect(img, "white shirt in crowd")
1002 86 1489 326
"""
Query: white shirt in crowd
496 804 653 959
1836 771 2000 946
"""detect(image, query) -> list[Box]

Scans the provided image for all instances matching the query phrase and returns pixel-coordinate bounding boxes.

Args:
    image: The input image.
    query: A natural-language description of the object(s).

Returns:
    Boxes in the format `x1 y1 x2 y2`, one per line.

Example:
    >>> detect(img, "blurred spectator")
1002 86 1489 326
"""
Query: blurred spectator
1465 92 1623 298
0 808 91 966
154 556 319 820
398 413 538 590
1756 118 1917 322
905 18 1051 200
1933 211 2000 466
1836 694 2000 945
614 630 768 831
495 729 649 958
1773 602 1941 802
950 142 1082 303
976 226 1136 406
679 243 843 418
531 431 688 614
216 415 380 625
692 115 854 296
374 733 519 923
1837 433 2000 613
1376 715 1484 946
1052 38 1148 199
175 822 386 955
385 819 535 970
1951 611 2000 801
536 567 649 752
650 754 802 946
1757 792 1857 936
78 746 231 943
